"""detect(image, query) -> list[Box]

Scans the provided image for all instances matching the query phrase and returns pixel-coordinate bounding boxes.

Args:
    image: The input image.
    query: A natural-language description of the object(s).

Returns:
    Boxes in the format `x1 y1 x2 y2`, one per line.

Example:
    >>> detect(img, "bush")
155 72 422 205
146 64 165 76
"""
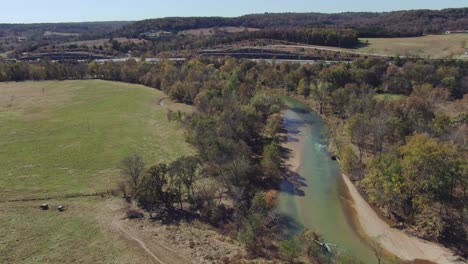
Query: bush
126 209 144 219
279 239 303 262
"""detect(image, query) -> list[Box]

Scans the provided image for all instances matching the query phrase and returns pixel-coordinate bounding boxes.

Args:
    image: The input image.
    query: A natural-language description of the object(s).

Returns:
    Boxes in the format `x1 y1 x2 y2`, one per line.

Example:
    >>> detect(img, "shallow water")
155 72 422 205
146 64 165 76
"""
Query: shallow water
278 99 377 263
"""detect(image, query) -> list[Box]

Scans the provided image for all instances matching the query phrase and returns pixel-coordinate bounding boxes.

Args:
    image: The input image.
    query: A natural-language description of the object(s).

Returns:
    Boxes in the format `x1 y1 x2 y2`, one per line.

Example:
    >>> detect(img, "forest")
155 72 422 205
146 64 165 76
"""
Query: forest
207 27 358 48
0 56 466 261
117 8 468 38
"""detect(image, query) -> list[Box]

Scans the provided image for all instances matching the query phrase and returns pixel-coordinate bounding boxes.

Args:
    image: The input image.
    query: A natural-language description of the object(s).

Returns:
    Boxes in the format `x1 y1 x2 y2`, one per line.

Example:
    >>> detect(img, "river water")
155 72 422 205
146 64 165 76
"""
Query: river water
278 98 377 263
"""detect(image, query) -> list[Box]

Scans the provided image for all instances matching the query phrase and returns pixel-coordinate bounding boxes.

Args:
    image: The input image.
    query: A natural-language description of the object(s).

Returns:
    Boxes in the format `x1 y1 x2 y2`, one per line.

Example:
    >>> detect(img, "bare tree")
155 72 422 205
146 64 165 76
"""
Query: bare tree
120 153 145 196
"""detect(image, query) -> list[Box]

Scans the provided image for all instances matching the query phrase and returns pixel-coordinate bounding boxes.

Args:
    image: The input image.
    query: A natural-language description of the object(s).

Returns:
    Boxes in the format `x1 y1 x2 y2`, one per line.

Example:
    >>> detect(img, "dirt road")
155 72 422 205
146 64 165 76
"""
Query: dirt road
111 217 192 264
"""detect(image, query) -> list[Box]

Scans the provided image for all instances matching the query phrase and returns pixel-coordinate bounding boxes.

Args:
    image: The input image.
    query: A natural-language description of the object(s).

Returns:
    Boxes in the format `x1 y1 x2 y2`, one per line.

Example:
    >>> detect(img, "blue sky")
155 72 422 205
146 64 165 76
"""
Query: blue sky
1 0 467 23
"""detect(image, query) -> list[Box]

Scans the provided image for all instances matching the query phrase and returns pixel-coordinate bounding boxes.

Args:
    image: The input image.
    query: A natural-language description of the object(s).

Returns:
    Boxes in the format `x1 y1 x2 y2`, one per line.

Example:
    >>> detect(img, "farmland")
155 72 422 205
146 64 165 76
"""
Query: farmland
0 80 193 201
0 197 158 264
0 80 200 263
358 34 468 59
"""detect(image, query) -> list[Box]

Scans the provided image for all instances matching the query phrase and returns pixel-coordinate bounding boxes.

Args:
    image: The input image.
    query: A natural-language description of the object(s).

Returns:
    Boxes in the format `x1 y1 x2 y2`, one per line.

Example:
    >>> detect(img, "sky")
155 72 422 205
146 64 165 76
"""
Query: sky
1 0 467 23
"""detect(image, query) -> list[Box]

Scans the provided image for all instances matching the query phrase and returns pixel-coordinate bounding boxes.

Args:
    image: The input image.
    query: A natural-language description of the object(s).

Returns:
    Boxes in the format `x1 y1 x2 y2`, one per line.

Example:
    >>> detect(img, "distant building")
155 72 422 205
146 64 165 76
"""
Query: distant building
445 30 468 34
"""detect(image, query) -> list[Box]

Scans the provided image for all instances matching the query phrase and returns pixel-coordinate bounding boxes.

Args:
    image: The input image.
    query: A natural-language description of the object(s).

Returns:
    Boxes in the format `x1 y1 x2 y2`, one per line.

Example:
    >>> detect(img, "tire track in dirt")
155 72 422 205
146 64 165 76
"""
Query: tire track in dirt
112 218 192 264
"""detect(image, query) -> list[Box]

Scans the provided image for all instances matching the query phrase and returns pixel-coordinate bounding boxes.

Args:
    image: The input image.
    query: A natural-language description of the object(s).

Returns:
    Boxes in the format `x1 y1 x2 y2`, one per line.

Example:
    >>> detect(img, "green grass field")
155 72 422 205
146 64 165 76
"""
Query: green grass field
0 80 194 263
0 80 193 201
374 94 408 102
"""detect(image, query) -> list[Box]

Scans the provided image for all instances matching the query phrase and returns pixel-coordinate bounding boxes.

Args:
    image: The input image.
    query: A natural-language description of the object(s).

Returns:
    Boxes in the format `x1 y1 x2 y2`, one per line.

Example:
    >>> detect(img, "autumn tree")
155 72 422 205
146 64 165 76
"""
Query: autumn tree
310 81 332 115
120 153 146 196
347 114 370 161
261 141 282 181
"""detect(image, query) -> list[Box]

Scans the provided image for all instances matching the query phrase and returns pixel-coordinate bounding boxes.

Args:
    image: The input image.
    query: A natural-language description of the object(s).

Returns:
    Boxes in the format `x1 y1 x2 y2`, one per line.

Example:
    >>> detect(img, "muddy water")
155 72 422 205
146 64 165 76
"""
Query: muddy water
278 98 377 263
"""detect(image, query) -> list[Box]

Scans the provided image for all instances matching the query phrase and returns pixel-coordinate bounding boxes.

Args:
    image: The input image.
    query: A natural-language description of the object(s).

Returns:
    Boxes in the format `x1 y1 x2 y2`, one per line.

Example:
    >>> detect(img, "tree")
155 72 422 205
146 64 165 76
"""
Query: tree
340 144 360 176
238 192 272 253
400 134 461 210
361 152 403 209
369 104 388 154
261 141 282 181
120 153 145 196
264 113 283 140
347 114 370 161
168 156 202 209
279 239 303 262
311 81 332 115
330 87 349 118
297 78 310 97
299 229 325 260
138 163 168 210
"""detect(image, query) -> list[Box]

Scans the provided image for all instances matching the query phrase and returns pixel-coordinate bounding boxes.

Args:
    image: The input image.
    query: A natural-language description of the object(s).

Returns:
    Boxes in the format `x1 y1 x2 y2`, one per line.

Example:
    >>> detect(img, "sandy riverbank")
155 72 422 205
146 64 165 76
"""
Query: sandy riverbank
342 174 464 264
282 102 464 264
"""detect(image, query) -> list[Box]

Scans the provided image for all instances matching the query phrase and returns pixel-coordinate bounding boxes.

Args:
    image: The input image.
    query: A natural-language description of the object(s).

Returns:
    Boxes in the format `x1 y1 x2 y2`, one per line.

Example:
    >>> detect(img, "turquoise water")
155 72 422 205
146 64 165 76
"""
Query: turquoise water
278 99 377 263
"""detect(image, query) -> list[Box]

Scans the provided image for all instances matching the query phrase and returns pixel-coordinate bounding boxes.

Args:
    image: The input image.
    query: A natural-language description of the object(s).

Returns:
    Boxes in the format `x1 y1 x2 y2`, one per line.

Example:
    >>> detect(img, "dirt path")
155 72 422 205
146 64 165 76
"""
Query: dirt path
342 174 464 264
111 217 192 264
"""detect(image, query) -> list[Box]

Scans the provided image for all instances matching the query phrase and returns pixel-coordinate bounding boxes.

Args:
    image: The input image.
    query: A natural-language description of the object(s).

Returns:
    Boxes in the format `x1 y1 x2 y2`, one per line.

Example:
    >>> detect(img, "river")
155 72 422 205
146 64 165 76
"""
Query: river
278 98 377 263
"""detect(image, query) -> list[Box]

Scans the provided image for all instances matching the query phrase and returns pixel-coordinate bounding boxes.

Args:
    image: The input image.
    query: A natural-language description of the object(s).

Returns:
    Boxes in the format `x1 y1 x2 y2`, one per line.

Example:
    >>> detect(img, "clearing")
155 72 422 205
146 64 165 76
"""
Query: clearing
0 80 194 201
184 26 259 36
0 80 220 264
241 34 467 59
358 34 468 59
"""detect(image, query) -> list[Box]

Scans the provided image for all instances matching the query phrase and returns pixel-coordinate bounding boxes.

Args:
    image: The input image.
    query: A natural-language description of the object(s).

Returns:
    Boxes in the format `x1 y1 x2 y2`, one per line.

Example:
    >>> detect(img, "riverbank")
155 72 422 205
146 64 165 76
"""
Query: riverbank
281 97 464 263
280 101 379 262
342 173 463 264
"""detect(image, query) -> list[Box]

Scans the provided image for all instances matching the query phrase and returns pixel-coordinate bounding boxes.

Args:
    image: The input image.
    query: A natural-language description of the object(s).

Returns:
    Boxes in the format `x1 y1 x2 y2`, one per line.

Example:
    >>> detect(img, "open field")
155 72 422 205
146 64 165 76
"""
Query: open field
241 34 467 60
184 26 259 36
0 80 248 264
0 197 158 264
0 80 193 201
358 34 468 59
43 31 80 37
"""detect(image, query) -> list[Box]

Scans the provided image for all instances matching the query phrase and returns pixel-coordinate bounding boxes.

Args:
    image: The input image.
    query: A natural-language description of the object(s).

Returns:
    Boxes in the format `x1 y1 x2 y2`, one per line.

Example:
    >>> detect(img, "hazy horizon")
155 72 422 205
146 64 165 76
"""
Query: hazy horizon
1 0 466 24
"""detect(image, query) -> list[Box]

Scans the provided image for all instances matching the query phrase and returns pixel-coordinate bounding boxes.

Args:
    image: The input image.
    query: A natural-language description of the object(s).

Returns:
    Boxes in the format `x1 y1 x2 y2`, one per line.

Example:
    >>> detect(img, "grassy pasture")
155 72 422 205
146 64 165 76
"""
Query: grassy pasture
0 80 194 263
0 80 193 201
358 34 468 59
0 197 154 264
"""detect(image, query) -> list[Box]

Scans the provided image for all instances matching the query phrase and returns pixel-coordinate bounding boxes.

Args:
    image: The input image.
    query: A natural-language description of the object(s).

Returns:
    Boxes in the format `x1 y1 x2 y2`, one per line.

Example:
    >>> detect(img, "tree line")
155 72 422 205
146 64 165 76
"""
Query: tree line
117 8 468 38
208 27 358 48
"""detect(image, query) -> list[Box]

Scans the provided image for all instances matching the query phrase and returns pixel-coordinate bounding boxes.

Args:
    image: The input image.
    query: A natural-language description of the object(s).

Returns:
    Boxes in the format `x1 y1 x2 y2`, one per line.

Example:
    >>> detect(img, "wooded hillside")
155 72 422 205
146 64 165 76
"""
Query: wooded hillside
118 8 468 38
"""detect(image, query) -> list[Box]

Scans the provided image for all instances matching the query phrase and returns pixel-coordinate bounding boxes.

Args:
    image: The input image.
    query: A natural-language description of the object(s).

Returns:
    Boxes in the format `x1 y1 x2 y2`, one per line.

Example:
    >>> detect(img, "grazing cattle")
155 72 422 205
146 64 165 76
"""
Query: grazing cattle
40 203 49 210
57 205 65 212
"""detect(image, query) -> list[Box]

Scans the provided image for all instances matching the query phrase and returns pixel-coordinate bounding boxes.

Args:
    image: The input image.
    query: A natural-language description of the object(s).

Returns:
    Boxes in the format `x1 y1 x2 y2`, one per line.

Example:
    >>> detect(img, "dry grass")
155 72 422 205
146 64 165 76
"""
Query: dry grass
43 31 80 37
0 197 156 264
358 34 468 59
240 34 467 60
